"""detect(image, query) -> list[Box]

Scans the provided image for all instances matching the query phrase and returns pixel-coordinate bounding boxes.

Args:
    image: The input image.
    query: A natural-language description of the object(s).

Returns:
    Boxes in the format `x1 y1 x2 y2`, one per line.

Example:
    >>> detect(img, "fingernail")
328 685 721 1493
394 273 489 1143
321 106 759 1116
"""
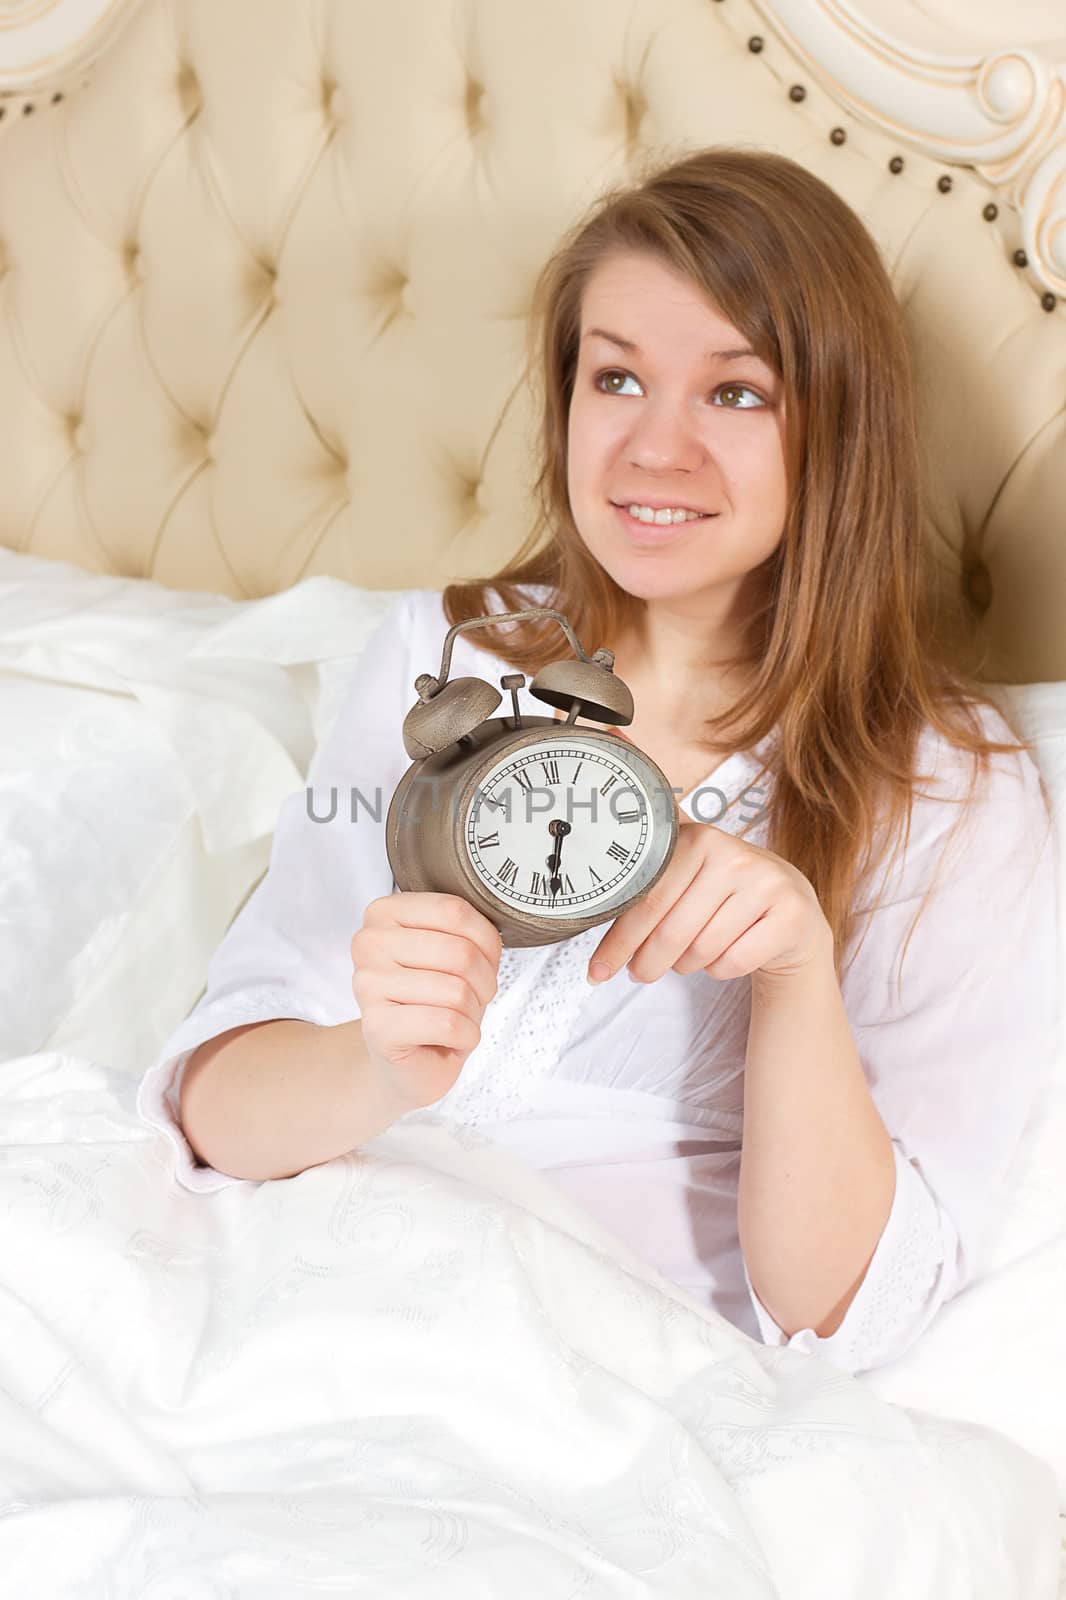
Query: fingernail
587 959 611 984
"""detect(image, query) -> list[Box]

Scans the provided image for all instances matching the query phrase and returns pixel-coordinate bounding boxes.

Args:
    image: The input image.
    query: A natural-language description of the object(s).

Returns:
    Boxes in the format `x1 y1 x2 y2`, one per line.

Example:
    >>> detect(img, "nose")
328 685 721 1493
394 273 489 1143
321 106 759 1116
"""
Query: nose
626 398 706 476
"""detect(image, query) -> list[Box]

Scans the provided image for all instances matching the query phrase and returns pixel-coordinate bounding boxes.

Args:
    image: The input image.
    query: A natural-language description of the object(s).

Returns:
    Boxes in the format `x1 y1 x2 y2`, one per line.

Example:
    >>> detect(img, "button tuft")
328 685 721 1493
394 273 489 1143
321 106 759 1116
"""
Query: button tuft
464 477 486 513
964 563 993 613
325 81 347 122
176 64 202 118
621 84 647 145
187 419 212 457
465 76 486 134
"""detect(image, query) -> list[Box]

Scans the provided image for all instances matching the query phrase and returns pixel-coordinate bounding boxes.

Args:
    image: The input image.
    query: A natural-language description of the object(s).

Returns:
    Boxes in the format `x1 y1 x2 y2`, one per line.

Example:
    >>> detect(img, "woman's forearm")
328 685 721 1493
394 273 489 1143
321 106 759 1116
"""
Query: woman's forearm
179 1018 408 1182
739 955 897 1338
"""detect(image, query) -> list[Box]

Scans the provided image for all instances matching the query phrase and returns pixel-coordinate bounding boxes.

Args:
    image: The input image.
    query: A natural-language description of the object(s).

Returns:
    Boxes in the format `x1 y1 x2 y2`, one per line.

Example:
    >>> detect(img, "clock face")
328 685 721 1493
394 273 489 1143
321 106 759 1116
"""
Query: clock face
462 731 673 919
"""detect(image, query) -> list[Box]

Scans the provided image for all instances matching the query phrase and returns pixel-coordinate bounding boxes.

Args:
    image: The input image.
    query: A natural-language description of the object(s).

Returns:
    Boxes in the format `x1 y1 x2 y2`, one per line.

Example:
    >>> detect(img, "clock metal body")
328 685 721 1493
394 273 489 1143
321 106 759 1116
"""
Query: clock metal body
384 607 680 948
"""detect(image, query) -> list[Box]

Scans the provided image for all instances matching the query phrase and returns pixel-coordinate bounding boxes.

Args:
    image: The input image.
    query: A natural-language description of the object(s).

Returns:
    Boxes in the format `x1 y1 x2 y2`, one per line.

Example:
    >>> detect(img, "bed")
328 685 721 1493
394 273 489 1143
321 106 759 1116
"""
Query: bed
1 0 1065 1594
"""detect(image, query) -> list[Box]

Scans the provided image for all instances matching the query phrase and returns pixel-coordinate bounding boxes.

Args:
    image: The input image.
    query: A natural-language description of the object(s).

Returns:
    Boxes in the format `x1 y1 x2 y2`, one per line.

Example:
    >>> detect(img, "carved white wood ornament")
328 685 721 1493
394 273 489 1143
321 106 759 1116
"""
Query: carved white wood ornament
754 0 1066 295
0 0 144 100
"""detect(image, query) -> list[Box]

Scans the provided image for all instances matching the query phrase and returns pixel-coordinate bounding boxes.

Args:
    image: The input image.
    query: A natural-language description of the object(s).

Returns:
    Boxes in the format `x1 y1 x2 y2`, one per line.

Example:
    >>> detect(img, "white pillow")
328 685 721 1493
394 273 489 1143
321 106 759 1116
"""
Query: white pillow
978 682 1066 1264
864 681 1066 1504
0 549 401 1073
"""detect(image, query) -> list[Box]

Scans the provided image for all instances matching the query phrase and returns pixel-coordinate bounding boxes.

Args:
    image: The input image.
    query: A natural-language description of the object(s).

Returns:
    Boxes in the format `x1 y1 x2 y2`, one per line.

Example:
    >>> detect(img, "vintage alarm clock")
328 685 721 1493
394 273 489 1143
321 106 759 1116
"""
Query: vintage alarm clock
385 607 679 948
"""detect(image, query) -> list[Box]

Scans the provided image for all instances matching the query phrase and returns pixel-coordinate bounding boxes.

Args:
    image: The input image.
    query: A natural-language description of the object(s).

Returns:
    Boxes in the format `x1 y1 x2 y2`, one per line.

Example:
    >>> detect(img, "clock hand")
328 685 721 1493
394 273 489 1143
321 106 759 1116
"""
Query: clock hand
546 831 562 899
547 819 570 900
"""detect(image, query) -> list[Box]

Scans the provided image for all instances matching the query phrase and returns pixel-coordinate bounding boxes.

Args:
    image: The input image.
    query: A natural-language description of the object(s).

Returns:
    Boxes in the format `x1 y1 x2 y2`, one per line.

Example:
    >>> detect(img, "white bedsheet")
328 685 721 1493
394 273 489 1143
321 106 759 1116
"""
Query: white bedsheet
0 550 1063 1595
0 1050 1060 1599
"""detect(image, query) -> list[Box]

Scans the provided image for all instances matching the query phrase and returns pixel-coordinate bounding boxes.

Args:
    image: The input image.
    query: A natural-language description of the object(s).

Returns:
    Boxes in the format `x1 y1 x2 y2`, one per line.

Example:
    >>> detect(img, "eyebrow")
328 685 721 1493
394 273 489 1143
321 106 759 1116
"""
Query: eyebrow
583 327 759 362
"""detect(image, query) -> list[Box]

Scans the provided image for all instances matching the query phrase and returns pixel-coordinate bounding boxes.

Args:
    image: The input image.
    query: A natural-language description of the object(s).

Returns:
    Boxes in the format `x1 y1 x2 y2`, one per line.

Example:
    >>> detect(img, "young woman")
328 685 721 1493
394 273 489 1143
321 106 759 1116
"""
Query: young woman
137 148 1057 1377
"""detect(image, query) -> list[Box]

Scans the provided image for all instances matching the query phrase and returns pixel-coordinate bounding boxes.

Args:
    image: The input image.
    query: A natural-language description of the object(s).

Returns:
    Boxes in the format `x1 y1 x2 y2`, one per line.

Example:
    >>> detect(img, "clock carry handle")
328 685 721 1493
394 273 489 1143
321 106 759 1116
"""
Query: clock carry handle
401 607 635 760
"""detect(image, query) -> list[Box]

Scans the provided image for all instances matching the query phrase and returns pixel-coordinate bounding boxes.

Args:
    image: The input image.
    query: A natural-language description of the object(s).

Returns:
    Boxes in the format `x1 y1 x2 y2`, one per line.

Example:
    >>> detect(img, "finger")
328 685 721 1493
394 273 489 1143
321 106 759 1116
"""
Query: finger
379 892 503 971
627 881 741 982
385 1003 482 1055
377 964 487 1023
384 926 499 1009
354 922 496 1010
697 908 781 980
588 849 704 977
676 894 776 980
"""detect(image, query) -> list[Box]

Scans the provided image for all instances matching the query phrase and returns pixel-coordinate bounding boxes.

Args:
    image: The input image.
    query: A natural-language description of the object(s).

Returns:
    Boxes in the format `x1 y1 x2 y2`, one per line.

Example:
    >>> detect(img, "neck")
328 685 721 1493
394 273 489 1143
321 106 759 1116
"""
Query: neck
613 611 753 720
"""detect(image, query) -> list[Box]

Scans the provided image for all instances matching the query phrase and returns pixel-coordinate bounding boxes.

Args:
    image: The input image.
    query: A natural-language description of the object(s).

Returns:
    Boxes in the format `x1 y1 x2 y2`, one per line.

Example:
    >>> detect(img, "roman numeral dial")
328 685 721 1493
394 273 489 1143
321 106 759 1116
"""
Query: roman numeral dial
464 733 664 920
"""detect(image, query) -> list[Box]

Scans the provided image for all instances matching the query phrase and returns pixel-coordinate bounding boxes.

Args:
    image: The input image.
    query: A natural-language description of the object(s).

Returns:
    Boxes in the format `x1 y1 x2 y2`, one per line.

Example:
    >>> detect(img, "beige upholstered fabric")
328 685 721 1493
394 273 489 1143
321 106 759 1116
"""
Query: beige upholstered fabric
0 0 1063 682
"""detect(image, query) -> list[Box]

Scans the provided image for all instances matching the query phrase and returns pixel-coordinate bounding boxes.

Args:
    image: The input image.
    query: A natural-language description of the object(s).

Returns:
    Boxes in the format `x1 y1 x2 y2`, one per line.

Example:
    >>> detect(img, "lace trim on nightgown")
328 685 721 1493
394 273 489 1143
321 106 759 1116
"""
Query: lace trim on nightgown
840 1150 952 1365
404 925 605 1129
750 1147 952 1370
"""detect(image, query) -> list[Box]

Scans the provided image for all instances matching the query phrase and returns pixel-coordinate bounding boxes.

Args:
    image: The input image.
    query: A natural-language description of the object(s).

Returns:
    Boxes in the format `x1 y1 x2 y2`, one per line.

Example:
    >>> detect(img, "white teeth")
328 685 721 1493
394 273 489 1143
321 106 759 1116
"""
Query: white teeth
626 504 707 525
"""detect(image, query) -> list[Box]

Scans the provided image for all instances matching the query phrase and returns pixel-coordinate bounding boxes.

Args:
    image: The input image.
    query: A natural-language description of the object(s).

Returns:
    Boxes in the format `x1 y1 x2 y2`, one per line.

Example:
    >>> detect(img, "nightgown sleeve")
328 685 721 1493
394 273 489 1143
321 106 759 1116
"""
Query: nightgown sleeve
742 710 1060 1374
135 588 418 1192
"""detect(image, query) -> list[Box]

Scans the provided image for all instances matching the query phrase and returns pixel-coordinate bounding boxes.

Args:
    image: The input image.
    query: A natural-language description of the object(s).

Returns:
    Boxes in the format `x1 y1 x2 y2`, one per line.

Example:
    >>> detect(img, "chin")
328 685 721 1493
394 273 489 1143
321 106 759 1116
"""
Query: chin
611 551 702 585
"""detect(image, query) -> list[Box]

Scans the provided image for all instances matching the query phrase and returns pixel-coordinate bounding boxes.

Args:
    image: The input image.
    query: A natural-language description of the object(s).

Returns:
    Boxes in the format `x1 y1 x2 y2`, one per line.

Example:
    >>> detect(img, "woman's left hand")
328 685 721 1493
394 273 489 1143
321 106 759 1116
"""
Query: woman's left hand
587 818 832 985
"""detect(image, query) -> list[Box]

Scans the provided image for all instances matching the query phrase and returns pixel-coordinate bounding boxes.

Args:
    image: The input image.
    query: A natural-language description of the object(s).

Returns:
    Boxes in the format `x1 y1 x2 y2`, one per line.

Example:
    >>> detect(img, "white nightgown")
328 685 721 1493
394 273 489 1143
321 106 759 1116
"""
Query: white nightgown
135 583 1060 1376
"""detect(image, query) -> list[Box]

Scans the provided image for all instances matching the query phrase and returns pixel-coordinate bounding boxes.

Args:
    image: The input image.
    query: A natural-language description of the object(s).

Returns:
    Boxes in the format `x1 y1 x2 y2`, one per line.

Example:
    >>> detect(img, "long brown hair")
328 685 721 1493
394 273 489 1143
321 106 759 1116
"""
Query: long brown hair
441 146 1044 988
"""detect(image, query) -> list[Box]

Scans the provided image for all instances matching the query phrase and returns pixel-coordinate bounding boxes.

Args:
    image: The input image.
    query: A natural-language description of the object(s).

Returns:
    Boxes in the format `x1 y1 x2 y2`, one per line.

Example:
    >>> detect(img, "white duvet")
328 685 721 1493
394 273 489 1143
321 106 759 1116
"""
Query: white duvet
0 1051 1060 1599
1 551 1063 1597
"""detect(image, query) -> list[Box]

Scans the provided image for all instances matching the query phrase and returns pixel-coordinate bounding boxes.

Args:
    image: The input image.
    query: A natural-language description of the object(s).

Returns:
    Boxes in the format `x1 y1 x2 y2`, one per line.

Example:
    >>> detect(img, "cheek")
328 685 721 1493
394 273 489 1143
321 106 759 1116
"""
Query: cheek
727 423 788 515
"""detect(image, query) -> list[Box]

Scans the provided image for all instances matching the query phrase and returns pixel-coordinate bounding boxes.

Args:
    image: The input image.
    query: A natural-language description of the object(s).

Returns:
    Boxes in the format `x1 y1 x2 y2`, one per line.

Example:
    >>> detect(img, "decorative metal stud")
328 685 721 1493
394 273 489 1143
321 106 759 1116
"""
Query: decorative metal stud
1042 293 1057 312
789 85 806 102
830 127 846 145
748 36 764 53
1013 248 1028 268
889 156 904 174
937 175 953 193
982 203 998 221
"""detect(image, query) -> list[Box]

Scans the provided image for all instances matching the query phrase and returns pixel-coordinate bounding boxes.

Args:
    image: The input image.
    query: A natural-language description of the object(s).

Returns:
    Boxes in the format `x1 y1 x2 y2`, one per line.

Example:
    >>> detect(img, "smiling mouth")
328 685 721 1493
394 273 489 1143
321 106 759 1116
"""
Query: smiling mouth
612 503 718 538
610 500 715 523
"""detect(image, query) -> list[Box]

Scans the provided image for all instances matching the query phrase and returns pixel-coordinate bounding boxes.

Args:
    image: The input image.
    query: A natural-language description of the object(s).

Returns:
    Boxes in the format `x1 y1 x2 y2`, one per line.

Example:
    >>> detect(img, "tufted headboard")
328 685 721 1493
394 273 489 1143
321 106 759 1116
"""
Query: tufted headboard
1 0 1065 684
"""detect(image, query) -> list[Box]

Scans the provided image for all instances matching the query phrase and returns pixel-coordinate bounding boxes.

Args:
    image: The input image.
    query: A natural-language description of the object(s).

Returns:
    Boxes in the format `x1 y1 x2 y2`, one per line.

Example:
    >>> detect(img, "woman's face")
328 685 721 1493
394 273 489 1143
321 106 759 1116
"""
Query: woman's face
567 250 789 617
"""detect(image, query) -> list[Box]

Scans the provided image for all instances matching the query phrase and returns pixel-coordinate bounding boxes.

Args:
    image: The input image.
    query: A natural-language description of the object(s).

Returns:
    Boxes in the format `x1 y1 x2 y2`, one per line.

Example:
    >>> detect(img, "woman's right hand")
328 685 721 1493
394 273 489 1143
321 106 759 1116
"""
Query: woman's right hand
350 892 503 1113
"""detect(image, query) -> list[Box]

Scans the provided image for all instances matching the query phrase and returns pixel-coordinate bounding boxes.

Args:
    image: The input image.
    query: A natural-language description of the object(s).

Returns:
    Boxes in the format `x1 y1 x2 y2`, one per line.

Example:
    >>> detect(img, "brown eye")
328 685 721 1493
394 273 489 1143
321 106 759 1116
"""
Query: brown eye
714 383 764 409
595 369 642 396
